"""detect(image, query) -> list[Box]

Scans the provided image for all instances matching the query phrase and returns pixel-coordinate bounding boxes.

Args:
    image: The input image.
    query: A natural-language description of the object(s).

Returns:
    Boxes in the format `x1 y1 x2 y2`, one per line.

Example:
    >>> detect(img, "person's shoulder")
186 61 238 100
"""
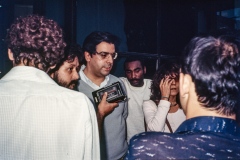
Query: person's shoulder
119 77 127 82
50 85 88 100
144 78 152 82
144 79 152 85
109 74 125 84
118 77 129 85
130 131 171 145
143 99 155 106
109 74 120 81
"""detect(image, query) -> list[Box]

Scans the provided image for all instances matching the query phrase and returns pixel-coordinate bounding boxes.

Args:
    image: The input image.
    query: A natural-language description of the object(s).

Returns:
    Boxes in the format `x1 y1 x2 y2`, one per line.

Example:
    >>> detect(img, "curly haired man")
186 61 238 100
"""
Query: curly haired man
0 15 100 160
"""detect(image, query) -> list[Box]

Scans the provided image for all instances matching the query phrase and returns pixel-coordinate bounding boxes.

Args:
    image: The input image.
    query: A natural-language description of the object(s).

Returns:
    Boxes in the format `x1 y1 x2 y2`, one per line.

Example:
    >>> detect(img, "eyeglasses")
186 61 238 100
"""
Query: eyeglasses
94 52 118 60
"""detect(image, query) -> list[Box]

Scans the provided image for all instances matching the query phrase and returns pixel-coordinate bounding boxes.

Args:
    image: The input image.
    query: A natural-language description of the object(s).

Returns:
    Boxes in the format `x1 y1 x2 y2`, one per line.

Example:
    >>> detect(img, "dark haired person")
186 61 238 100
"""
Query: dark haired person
49 44 82 90
143 62 185 132
78 31 128 160
0 15 100 159
126 36 240 159
120 57 151 142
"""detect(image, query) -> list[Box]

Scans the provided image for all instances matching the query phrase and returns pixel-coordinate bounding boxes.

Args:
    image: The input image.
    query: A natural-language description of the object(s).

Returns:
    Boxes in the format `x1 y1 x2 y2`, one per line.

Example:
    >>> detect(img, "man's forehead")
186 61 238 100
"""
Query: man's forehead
125 61 143 69
96 42 115 52
64 57 79 67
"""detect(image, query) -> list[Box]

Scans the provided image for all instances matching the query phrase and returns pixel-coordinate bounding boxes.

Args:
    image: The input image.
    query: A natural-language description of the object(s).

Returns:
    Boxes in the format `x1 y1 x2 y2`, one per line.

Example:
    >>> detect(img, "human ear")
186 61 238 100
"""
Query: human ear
8 49 14 61
84 51 91 62
143 66 146 74
179 73 191 108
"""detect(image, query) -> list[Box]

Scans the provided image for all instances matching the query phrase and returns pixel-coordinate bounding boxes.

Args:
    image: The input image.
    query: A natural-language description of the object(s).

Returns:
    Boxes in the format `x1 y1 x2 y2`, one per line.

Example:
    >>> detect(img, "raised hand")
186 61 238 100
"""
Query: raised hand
159 76 173 100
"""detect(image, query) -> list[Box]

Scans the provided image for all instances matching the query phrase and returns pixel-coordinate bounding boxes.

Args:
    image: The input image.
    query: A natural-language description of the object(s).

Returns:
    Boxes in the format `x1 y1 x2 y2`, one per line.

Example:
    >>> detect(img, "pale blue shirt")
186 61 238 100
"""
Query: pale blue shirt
0 66 100 160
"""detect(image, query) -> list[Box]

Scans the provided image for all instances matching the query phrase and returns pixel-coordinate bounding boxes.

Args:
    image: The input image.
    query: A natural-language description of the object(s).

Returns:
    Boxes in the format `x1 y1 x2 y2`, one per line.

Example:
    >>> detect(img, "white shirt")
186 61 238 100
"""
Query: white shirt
143 100 186 132
120 78 151 142
79 65 109 90
0 66 100 160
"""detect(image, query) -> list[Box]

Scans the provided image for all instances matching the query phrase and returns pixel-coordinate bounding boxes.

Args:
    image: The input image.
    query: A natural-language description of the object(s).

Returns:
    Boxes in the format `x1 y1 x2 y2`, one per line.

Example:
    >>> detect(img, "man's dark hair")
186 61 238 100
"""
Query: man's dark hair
49 43 82 75
6 14 66 72
123 57 145 70
150 62 180 105
64 43 82 64
181 36 240 116
82 31 118 64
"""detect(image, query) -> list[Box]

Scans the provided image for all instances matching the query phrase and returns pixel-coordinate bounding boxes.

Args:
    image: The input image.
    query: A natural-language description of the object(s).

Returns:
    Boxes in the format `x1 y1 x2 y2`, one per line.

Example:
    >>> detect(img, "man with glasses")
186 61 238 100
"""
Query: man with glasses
0 15 100 160
78 31 128 160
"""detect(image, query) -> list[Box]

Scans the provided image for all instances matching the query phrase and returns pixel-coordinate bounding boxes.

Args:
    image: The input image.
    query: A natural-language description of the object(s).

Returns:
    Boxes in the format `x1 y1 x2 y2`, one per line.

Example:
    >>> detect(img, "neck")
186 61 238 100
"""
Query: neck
83 66 105 86
169 95 177 103
168 95 179 113
185 83 236 120
186 105 236 120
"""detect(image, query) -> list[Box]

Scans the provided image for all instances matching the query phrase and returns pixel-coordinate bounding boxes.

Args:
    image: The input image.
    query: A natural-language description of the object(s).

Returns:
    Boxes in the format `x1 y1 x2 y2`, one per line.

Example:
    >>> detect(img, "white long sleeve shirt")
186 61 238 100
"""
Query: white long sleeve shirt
0 66 100 160
143 100 185 132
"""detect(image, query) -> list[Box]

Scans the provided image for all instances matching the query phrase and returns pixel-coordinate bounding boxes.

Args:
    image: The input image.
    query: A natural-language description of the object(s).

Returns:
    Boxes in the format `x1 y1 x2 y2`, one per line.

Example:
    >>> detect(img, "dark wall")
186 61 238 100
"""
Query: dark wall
0 0 237 78
124 0 197 56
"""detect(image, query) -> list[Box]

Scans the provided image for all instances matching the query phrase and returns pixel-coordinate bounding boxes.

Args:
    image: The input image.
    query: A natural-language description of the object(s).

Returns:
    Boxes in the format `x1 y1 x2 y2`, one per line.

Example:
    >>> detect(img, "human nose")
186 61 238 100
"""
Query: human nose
106 54 113 63
129 71 137 79
73 70 80 80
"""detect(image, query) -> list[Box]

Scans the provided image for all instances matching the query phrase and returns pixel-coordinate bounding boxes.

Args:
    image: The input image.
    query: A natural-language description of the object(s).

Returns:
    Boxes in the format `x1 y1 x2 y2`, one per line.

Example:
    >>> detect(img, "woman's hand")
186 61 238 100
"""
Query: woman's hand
159 76 173 100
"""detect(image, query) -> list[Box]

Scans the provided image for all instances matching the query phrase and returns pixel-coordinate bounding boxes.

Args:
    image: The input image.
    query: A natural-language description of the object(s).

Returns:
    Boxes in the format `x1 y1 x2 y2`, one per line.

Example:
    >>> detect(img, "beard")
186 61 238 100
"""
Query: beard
53 72 79 91
129 78 144 87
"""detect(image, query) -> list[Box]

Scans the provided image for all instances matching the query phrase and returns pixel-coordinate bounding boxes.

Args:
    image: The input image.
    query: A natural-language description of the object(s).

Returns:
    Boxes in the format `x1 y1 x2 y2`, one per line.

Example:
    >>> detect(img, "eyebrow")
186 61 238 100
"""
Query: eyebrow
125 67 142 71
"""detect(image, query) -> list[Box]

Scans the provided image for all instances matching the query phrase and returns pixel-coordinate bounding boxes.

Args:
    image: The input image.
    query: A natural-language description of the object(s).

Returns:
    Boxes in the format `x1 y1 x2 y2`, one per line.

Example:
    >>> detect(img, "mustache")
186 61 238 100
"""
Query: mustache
68 80 79 87
69 80 79 85
129 79 140 82
68 80 79 91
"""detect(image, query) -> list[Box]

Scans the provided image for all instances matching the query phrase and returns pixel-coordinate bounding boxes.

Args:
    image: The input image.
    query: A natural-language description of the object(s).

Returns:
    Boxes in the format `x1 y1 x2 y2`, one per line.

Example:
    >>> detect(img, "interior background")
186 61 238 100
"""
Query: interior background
1 0 240 79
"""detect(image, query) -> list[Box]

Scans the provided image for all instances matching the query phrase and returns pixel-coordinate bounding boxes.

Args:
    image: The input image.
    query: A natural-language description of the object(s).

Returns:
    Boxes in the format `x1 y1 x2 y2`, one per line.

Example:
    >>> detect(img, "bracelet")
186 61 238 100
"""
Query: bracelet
161 96 169 100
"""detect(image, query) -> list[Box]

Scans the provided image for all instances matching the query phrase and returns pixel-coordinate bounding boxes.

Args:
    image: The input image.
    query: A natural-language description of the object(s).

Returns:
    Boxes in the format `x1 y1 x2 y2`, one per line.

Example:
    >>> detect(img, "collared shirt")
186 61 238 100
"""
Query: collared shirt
79 65 109 90
125 116 240 159
0 66 100 160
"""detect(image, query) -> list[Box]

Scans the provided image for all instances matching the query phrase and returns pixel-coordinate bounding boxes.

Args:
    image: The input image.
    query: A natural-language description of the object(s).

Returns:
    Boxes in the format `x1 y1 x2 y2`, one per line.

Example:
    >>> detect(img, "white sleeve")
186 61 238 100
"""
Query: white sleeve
143 100 170 132
84 97 100 160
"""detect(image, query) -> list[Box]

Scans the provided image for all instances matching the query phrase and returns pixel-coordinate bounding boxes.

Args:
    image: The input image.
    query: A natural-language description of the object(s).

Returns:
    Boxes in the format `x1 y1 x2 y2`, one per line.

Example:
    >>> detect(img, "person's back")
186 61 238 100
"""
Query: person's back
0 67 99 159
127 116 240 159
126 36 240 159
0 15 100 160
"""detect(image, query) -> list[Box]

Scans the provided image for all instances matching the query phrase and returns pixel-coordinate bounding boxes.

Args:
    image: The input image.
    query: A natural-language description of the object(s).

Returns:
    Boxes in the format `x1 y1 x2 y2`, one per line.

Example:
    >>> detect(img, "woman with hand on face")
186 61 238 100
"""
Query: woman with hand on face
143 62 186 132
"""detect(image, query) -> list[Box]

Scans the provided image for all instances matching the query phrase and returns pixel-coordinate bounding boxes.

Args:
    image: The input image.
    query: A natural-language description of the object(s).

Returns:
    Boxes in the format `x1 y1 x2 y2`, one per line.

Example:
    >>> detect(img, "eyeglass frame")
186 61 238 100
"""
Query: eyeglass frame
93 51 118 60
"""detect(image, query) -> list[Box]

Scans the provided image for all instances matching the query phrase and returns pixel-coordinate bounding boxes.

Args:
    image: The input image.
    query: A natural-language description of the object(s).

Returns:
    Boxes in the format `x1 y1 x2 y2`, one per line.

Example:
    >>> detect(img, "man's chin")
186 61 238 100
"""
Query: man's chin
68 84 78 90
130 81 141 87
102 71 111 76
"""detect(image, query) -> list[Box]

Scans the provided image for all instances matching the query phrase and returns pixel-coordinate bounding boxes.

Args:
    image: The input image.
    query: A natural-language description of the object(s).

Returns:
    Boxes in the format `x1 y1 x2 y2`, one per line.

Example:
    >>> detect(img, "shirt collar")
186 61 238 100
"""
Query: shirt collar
79 65 109 90
1 66 57 85
176 116 240 136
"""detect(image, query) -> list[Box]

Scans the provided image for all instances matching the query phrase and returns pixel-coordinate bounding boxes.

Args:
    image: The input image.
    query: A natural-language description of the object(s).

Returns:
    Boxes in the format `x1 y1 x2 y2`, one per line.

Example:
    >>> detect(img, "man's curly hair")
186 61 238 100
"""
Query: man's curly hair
6 14 66 72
